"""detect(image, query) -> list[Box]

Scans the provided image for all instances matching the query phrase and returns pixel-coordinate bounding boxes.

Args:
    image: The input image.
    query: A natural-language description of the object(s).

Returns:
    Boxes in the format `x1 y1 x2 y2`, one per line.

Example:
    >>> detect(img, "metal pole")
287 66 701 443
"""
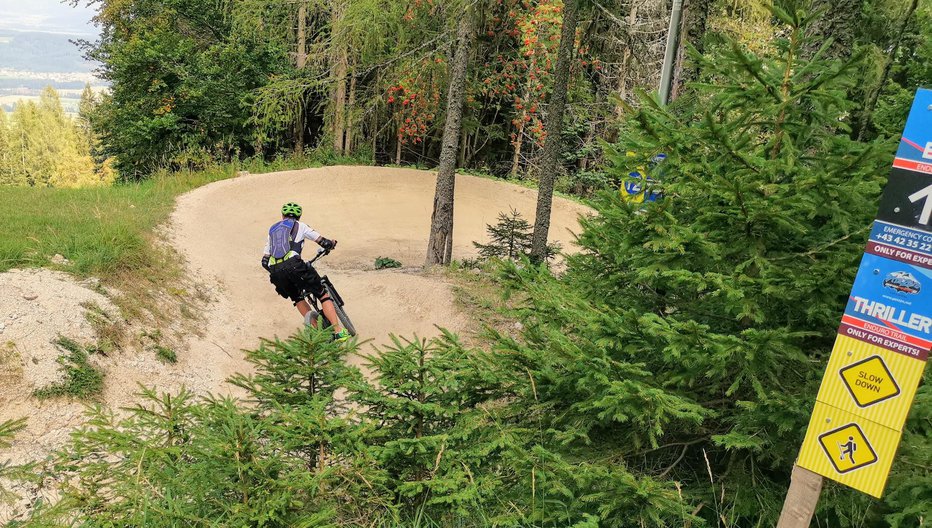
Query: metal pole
658 0 684 105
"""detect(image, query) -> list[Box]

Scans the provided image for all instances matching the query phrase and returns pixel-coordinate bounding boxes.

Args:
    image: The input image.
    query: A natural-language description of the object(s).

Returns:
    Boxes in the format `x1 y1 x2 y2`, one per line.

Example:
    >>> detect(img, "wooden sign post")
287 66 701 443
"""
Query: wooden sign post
776 466 823 528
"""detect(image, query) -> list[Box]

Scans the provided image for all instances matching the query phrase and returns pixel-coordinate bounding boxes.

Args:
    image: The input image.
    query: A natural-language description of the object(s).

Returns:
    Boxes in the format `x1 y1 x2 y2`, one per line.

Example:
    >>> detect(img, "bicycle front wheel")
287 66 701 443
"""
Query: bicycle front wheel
325 284 357 336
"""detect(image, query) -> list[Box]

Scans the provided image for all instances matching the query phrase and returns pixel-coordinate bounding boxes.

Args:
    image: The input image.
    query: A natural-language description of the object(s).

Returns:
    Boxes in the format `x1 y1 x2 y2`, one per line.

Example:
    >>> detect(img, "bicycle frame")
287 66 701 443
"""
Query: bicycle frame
300 249 345 325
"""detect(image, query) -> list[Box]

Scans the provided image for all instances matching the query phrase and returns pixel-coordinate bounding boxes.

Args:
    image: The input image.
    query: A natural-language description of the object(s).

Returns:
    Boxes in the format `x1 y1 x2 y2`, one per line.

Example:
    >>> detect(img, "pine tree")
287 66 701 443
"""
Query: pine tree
473 208 533 260
0 87 102 188
229 327 366 473
474 208 562 262
77 83 97 146
27 329 395 526
0 111 13 186
38 387 349 526
496 0 893 524
529 0 579 262
353 331 500 519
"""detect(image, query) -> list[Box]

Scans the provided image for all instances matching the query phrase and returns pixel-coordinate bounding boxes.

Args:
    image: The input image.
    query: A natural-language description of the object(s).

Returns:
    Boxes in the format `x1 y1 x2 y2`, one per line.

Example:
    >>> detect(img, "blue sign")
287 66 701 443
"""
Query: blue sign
893 88 932 174
844 253 932 346
621 153 666 204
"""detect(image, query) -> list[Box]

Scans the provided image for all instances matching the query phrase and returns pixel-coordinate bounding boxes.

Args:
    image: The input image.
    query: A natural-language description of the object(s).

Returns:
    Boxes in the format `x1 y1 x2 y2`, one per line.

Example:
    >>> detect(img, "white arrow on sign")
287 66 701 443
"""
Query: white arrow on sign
908 184 932 225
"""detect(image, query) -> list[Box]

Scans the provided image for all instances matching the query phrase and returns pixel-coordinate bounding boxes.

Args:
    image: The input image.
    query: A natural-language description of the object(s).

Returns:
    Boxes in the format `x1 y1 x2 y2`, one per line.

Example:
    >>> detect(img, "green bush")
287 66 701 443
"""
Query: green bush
375 256 403 269
16 328 688 528
485 2 929 525
17 325 694 527
0 417 27 503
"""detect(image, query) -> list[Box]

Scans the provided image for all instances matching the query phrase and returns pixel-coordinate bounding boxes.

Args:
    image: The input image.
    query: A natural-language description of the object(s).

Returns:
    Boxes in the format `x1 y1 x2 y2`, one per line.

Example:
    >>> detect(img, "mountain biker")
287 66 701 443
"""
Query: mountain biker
262 202 351 341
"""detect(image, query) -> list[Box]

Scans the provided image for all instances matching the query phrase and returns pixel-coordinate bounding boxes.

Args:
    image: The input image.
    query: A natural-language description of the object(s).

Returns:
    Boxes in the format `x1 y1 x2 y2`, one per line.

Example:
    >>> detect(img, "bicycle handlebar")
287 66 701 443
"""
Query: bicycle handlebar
306 247 330 265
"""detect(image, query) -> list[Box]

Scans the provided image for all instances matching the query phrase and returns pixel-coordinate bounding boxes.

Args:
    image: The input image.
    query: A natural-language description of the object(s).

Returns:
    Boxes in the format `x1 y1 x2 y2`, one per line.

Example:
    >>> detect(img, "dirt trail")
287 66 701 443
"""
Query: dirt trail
0 166 591 513
168 166 591 381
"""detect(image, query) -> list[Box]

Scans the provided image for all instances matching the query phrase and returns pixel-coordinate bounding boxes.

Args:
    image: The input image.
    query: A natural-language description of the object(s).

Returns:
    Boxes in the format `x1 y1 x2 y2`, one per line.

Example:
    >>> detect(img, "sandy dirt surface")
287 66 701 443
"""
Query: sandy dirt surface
0 166 591 519
0 269 119 459
167 166 592 374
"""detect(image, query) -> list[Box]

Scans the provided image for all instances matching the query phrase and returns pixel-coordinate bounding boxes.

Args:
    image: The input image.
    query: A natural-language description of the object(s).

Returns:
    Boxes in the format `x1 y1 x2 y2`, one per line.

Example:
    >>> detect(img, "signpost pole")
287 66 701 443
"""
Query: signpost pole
658 0 683 105
776 465 824 528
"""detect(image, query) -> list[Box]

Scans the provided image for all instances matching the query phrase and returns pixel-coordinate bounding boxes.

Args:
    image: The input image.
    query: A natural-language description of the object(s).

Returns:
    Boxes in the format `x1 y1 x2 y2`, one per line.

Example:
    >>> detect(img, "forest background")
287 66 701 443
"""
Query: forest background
0 0 924 193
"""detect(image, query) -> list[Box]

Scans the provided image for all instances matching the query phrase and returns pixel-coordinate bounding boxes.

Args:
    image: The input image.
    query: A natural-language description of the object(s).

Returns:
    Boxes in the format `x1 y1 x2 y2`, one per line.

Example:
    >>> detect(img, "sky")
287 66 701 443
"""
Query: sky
0 0 98 36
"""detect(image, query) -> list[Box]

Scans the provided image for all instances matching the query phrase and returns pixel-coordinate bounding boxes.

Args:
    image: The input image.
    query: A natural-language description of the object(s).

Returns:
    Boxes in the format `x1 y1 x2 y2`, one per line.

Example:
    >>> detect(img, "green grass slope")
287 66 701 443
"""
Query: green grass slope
0 166 238 276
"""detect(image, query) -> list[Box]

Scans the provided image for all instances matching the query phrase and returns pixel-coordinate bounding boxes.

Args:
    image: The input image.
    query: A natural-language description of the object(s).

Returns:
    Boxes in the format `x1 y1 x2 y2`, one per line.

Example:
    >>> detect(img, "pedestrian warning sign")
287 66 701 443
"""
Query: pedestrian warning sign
839 356 900 408
798 402 901 498
817 423 878 473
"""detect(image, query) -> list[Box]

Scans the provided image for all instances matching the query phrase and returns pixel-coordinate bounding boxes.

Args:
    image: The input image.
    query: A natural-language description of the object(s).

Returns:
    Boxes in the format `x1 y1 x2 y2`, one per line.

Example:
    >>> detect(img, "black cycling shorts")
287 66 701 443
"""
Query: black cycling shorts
268 257 325 304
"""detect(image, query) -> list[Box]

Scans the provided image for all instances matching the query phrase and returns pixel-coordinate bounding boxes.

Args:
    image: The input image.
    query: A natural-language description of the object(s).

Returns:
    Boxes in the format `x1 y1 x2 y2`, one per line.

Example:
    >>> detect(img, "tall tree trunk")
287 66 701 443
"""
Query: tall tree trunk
396 127 402 165
670 0 712 101
511 118 526 176
372 109 378 164
615 2 638 119
857 0 919 141
373 71 381 163
529 0 579 262
511 84 531 175
345 69 356 155
579 124 593 170
458 125 468 167
295 0 308 156
332 2 347 155
425 13 473 266
579 89 602 170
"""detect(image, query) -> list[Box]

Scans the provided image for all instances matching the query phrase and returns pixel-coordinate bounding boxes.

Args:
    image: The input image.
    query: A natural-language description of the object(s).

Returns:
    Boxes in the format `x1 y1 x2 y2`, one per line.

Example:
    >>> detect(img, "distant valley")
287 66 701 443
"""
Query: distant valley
0 29 106 116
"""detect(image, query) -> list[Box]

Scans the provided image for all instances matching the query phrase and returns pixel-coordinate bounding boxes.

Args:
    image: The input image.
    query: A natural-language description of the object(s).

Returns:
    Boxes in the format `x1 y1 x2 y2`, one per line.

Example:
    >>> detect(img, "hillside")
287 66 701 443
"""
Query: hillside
0 30 93 73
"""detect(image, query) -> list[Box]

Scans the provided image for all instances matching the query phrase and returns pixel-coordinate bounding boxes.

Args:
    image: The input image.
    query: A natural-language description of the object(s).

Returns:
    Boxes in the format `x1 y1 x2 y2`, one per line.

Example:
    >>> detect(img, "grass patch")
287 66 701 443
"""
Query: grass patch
33 337 104 400
81 301 125 353
0 153 371 277
0 417 26 450
0 164 239 276
445 262 523 344
154 346 177 364
141 329 178 364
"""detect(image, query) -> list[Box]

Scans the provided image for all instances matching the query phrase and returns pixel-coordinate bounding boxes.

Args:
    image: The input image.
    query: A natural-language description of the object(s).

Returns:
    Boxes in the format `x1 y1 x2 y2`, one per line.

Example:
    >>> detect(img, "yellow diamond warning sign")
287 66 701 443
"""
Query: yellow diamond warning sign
839 355 900 408
815 333 925 430
817 423 878 473
798 402 901 497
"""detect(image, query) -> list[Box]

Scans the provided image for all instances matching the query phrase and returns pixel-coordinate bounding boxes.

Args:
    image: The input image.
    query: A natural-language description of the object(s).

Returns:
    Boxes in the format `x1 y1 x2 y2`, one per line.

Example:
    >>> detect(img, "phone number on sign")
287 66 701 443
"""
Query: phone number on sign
873 233 932 252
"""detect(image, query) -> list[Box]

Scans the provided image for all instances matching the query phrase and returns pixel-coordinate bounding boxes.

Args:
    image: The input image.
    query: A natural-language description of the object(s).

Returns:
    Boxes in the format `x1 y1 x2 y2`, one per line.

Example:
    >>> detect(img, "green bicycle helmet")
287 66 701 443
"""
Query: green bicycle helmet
281 202 302 218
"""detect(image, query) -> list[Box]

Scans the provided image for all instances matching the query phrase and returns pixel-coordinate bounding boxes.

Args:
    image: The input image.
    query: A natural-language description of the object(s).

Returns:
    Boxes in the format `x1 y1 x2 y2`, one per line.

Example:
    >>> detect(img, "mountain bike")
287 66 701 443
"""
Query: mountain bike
300 247 357 336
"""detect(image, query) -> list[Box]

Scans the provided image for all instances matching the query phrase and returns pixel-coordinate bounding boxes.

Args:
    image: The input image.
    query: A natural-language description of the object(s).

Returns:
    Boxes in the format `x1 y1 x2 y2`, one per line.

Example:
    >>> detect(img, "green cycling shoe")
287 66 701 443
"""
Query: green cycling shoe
332 328 351 342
